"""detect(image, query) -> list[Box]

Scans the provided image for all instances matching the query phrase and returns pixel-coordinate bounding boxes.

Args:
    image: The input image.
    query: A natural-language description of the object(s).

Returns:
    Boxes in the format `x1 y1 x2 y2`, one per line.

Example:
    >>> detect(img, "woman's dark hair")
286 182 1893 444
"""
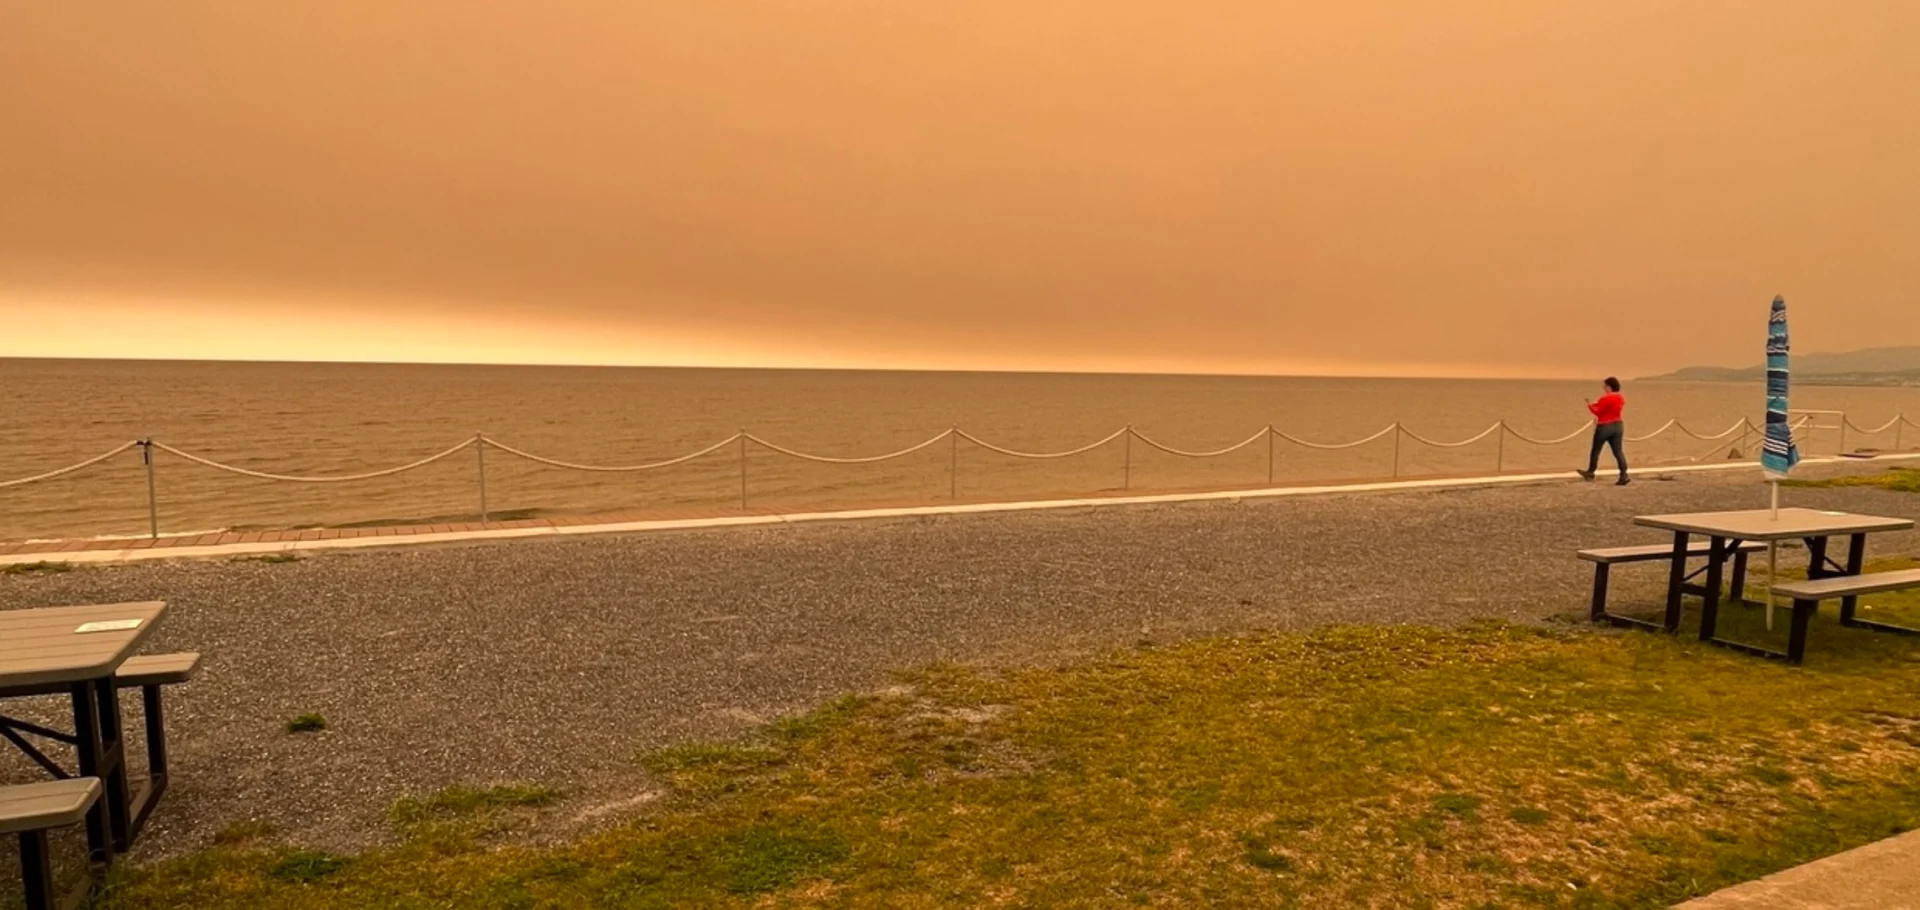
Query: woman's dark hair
1604 377 1621 392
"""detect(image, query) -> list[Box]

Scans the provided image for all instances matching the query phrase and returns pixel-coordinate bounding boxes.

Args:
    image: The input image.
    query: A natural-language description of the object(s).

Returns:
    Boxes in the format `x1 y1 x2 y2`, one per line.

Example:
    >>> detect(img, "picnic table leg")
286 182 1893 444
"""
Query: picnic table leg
1787 598 1816 664
1805 537 1832 580
1663 531 1690 632
1840 532 1868 625
1589 563 1612 623
68 682 111 863
1698 536 1727 641
90 679 134 852
130 684 172 838
19 828 55 910
1731 548 1751 604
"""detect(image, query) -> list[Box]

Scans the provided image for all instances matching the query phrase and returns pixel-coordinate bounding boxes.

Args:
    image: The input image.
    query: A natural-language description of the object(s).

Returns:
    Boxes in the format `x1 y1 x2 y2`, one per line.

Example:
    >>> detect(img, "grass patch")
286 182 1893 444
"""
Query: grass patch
98 621 1920 909
234 552 302 564
390 784 563 831
1783 466 1920 493
267 850 349 884
213 820 277 846
1 560 72 575
708 825 851 894
1508 806 1553 826
285 713 328 734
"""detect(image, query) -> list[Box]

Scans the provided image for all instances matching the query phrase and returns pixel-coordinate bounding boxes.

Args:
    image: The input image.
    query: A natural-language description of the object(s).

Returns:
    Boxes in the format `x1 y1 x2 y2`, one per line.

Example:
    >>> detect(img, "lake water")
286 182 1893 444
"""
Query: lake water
3 358 1917 541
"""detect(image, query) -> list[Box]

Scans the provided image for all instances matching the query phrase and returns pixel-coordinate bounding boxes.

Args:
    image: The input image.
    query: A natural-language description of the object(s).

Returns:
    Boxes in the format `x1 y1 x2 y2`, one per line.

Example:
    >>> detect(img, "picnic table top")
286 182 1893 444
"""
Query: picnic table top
1634 508 1915 541
0 601 167 690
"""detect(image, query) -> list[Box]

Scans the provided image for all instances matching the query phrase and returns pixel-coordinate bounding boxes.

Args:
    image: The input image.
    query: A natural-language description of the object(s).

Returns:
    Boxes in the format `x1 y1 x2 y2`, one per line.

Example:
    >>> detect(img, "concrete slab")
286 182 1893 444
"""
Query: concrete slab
1673 828 1920 909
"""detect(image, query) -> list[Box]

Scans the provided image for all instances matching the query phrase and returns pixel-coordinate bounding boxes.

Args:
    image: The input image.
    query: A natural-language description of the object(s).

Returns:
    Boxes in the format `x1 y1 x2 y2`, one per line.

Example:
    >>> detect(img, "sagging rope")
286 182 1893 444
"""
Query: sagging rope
743 430 954 464
1505 423 1595 446
1130 427 1271 458
1399 423 1504 449
482 434 741 472
0 441 141 489
0 412 1904 487
148 439 479 483
956 427 1131 460
1272 424 1400 450
1844 415 1906 435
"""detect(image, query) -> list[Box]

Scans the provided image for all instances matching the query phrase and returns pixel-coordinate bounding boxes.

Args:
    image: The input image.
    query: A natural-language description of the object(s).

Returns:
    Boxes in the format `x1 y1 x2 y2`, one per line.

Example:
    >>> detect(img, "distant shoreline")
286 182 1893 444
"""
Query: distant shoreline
1640 375 1920 388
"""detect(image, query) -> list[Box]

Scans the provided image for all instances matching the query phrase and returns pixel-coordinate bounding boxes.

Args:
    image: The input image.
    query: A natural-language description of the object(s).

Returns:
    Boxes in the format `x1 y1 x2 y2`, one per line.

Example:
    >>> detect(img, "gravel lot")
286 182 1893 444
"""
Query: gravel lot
2 465 1916 859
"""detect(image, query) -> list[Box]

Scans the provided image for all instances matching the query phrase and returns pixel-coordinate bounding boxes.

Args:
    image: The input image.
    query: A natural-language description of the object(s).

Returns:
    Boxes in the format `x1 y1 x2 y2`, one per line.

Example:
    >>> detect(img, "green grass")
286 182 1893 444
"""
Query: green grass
285 713 329 735
234 552 303 565
1 560 72 575
268 851 350 884
389 784 564 840
96 620 1920 909
1784 466 1920 493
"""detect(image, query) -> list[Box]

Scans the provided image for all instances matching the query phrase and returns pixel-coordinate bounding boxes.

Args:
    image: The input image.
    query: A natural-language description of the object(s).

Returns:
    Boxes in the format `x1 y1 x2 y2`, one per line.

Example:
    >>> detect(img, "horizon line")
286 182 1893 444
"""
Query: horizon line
0 353 1638 383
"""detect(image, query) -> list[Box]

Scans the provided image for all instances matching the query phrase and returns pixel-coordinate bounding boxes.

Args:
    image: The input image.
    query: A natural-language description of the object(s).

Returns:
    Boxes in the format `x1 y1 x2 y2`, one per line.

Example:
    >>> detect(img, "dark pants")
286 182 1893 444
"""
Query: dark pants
1588 422 1627 475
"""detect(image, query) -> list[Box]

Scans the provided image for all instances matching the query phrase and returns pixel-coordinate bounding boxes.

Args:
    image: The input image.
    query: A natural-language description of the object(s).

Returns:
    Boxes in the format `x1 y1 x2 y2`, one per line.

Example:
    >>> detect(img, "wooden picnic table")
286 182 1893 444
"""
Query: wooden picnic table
0 602 167 859
1633 509 1915 661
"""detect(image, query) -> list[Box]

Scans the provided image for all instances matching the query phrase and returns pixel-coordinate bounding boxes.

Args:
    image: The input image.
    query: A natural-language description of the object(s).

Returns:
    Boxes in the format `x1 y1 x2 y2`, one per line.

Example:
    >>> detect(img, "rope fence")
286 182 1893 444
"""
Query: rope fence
4 412 1915 541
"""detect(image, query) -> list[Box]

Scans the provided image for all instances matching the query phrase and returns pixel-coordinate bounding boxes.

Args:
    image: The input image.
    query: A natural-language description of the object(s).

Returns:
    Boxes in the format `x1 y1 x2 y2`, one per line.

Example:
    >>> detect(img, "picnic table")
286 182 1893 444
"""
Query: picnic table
0 602 168 859
1633 508 1915 661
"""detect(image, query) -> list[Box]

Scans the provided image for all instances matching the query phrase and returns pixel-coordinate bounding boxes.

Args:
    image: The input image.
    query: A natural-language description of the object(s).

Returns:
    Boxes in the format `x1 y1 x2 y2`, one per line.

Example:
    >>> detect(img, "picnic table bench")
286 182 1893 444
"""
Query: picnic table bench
1767 569 1920 662
1580 540 1765 628
3 777 106 910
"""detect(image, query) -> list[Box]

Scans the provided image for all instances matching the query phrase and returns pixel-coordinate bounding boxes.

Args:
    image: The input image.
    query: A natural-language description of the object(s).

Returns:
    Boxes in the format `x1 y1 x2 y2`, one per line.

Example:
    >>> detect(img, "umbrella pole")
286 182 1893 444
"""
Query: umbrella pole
1767 481 1780 630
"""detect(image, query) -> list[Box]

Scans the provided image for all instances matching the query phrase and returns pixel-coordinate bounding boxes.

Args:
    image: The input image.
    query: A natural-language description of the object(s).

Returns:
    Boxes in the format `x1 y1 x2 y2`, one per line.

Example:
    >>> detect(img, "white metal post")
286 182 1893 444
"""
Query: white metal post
1266 426 1275 486
475 436 489 524
142 440 159 540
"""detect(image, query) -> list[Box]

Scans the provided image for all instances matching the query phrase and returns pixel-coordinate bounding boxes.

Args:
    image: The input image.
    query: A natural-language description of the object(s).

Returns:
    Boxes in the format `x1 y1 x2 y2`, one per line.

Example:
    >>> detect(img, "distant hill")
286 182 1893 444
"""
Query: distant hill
1647 346 1920 386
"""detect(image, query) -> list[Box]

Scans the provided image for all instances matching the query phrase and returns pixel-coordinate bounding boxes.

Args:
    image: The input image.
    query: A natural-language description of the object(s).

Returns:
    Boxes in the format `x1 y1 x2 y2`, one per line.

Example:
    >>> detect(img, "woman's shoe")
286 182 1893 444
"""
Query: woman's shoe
1616 475 1631 486
1578 470 1596 481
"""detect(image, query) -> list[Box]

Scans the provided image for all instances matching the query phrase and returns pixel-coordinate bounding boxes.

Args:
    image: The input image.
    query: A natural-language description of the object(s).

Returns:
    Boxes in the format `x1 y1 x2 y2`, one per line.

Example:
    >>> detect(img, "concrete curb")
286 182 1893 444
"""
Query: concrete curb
6 453 1916 568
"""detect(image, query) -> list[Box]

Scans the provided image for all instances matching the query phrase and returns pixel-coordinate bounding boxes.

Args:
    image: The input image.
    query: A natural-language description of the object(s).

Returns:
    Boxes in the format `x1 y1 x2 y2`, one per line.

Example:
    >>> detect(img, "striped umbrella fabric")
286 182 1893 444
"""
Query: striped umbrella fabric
1761 295 1800 481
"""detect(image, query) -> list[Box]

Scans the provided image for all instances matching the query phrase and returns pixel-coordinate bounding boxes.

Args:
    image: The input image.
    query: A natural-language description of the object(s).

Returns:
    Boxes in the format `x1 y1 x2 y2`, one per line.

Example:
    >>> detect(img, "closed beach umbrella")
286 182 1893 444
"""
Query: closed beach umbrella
1762 295 1801 484
1761 294 1800 627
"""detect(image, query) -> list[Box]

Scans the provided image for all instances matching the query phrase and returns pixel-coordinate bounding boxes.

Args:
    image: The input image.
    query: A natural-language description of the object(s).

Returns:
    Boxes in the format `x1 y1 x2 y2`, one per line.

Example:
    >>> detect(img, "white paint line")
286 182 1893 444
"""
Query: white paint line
7 453 1916 568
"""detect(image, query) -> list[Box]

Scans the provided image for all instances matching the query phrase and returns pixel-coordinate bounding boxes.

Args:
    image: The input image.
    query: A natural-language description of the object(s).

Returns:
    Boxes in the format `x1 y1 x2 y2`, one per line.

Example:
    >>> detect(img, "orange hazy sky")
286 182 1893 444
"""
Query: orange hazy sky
3 2 1917 378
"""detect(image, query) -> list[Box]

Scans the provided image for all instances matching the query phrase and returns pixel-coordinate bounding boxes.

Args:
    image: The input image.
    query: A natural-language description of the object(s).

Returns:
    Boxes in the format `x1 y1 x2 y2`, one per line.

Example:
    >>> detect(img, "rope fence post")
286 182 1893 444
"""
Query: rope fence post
140 440 158 540
949 429 958 500
1266 425 1275 486
738 432 748 511
1123 426 1132 490
1897 413 1905 452
1494 422 1506 474
1391 424 1402 478
474 435 489 524
1839 414 1848 455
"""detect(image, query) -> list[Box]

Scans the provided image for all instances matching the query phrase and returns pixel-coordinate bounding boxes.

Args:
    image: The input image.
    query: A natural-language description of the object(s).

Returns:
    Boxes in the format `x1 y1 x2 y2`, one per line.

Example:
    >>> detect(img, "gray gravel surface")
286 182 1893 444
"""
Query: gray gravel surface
2 466 1916 859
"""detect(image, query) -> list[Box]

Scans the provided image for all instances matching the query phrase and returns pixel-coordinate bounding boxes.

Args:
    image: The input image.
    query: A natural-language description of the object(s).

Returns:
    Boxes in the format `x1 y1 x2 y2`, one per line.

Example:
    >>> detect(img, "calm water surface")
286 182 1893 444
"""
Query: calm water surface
3 359 1917 541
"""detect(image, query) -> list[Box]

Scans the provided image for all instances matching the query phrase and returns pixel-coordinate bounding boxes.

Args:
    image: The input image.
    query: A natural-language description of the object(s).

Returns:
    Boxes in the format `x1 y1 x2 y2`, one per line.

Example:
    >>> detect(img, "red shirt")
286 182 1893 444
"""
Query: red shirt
1589 392 1625 425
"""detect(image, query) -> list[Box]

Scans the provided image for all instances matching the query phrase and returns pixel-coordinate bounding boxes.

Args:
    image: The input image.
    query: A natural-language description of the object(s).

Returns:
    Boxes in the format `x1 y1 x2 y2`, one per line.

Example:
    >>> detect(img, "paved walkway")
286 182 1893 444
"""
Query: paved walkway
1673 828 1920 908
6 453 1915 567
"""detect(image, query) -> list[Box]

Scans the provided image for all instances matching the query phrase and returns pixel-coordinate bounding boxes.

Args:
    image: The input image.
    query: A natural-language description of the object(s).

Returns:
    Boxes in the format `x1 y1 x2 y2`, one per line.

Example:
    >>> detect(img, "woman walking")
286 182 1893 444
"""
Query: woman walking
1581 377 1629 485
